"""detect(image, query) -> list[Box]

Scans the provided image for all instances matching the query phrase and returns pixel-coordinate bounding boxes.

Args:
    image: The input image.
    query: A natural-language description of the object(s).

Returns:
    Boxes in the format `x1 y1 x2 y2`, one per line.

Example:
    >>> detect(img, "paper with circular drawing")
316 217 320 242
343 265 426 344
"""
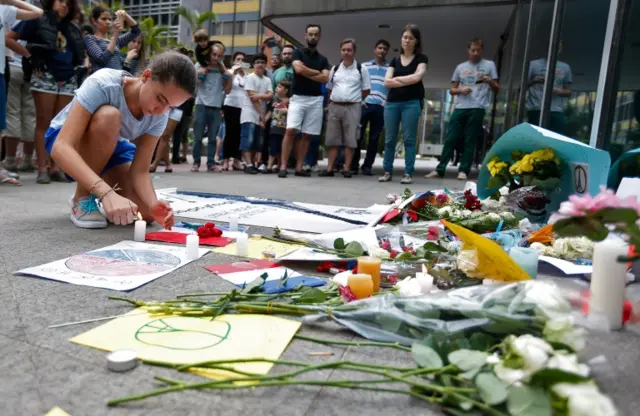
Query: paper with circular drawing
14 241 209 291
70 310 301 379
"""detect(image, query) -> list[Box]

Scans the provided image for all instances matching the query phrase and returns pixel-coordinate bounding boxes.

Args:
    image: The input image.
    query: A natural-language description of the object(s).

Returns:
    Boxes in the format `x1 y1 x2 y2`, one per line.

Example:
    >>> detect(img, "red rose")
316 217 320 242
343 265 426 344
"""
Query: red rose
380 240 391 251
411 198 427 209
205 222 215 229
390 250 399 259
407 210 418 222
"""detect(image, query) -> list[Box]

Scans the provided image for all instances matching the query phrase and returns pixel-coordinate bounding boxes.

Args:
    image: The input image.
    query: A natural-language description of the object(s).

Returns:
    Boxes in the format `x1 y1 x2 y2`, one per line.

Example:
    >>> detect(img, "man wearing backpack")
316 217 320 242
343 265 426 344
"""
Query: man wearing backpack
320 38 371 178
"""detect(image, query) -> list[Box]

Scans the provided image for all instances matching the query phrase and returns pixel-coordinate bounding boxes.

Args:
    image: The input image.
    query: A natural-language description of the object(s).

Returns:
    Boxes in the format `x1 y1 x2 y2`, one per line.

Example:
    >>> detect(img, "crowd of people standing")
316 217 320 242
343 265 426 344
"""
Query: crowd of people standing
1 1 572 189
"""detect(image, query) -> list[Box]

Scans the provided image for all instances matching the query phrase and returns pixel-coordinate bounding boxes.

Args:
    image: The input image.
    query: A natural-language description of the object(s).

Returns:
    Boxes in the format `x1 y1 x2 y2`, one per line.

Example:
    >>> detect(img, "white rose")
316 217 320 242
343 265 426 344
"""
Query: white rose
488 213 502 221
546 352 590 377
332 270 352 287
500 211 515 220
552 382 618 416
369 247 391 260
510 334 553 372
437 206 453 216
415 272 434 293
485 353 501 365
395 277 423 296
461 209 473 217
482 199 500 210
552 238 570 256
543 316 587 351
494 362 529 384
568 237 594 258
499 186 509 196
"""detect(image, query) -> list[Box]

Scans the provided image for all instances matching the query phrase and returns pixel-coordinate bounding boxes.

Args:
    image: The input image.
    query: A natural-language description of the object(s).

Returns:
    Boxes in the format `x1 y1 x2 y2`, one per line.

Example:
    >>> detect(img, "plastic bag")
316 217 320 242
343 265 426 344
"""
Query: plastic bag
504 186 553 223
304 280 574 346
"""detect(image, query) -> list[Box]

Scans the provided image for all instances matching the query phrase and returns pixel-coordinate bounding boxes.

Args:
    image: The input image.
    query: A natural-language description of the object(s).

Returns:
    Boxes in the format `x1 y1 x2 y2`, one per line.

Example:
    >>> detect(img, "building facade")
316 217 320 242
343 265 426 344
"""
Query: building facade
212 0 276 61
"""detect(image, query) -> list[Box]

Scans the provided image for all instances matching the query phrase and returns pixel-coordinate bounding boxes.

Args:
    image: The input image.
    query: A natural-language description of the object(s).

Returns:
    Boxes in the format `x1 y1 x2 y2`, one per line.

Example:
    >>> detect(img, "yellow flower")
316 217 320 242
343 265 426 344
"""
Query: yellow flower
487 156 507 177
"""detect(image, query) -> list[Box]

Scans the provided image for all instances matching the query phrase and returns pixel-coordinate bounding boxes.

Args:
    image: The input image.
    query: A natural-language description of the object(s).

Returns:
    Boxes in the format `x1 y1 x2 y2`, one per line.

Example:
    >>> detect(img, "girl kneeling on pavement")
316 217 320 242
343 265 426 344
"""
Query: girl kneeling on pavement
46 51 196 229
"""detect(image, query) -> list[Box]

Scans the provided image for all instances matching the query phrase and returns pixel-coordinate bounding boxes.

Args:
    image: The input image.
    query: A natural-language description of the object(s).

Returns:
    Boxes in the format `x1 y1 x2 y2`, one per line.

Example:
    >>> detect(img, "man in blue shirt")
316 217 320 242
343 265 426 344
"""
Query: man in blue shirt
350 39 390 176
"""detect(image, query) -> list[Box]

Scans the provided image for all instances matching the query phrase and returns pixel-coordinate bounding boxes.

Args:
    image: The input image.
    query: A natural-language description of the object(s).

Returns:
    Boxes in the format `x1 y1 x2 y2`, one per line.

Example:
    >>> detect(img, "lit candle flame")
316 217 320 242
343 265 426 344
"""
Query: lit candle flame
137 212 142 221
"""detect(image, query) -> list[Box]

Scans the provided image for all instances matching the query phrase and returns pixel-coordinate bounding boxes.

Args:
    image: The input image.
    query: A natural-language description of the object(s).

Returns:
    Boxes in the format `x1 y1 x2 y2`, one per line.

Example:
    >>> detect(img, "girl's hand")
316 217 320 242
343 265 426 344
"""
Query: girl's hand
102 192 138 225
113 18 123 35
151 200 174 229
126 49 138 62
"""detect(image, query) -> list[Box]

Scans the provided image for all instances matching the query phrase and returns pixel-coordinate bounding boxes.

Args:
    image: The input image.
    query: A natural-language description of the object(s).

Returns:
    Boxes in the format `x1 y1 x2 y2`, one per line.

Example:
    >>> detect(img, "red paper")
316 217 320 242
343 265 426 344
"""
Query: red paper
204 259 280 274
381 208 400 223
145 231 234 247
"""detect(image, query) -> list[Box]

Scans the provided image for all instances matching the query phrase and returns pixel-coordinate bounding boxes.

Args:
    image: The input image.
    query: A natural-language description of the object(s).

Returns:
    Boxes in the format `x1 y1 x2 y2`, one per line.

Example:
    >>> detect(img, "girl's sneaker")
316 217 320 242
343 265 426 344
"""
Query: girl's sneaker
378 172 392 182
36 171 50 184
400 174 413 184
71 197 108 229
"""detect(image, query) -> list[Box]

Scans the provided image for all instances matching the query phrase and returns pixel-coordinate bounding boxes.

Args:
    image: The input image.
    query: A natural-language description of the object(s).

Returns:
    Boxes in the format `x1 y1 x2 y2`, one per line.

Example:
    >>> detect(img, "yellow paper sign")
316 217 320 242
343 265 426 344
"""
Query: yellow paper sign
212 239 301 260
70 310 300 379
45 407 71 416
442 220 531 282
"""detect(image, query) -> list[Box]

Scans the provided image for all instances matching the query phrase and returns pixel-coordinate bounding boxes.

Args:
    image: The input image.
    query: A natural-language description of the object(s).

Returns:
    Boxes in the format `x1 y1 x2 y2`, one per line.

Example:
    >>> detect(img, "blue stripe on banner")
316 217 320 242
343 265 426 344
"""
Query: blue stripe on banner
177 191 369 225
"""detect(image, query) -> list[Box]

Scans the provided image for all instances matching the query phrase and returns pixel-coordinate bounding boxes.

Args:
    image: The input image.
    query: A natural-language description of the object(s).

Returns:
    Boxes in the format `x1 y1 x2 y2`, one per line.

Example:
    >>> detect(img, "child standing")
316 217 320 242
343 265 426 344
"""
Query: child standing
240 53 273 174
265 80 290 173
194 29 221 80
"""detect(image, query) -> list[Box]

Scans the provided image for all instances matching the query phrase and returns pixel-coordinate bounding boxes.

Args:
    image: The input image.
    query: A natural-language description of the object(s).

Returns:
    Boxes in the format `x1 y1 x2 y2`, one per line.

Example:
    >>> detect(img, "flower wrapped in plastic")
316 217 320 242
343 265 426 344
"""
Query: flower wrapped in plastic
303 281 576 347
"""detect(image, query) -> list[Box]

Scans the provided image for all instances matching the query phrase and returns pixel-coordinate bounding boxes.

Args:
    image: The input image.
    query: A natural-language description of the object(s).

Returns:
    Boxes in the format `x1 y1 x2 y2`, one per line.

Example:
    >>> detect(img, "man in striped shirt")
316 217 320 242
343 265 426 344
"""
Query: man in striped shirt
351 39 389 176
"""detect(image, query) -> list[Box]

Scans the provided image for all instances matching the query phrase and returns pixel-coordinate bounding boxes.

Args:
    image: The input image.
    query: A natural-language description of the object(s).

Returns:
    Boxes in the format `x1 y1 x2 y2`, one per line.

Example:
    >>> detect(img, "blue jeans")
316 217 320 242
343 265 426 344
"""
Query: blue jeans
240 122 263 152
192 105 222 167
352 103 385 171
382 100 421 175
304 134 321 166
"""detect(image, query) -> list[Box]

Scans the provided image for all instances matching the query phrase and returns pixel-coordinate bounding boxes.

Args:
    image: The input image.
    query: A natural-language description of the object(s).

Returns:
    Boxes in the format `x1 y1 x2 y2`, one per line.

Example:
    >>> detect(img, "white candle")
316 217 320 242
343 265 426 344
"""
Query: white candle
134 220 146 242
186 234 200 260
229 214 239 231
590 238 628 330
236 233 249 257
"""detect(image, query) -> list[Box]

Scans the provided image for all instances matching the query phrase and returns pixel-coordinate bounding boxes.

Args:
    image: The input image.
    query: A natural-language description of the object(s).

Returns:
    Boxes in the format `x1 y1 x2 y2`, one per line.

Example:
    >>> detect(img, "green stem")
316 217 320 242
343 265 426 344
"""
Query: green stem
400 364 457 377
294 334 412 352
385 372 475 395
450 392 508 416
108 296 143 306
108 377 439 407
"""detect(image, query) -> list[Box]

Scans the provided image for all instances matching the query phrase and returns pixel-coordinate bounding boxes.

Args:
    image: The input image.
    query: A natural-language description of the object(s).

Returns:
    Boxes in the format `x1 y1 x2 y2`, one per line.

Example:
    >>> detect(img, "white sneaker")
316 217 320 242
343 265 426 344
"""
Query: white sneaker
457 172 468 180
378 172 392 182
424 171 440 179
311 165 320 173
400 174 413 184
258 163 267 172
71 197 108 229
302 164 311 172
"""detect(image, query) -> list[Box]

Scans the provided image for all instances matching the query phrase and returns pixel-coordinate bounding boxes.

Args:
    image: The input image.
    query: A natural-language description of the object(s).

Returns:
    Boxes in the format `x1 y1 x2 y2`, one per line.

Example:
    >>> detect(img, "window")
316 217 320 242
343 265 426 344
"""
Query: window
245 20 258 35
235 21 245 35
222 22 234 35
160 14 169 25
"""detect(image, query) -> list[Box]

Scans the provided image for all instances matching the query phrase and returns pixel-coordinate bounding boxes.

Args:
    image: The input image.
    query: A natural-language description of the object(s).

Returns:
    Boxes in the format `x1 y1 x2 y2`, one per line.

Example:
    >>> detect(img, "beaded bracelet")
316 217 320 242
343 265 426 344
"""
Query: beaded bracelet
88 179 104 195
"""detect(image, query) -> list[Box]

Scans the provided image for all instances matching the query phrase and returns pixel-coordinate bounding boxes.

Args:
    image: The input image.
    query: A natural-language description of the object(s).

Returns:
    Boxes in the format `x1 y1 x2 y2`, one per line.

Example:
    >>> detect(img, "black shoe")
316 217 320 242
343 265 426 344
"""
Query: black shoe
318 170 334 177
244 165 259 174
294 170 311 177
278 170 288 178
349 169 358 176
342 171 352 178
361 167 373 176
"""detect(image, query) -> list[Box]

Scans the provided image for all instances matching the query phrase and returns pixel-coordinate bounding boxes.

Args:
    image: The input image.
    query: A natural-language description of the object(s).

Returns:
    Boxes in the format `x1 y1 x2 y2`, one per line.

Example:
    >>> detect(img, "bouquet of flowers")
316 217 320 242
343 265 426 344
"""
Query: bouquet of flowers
487 148 563 192
551 186 640 262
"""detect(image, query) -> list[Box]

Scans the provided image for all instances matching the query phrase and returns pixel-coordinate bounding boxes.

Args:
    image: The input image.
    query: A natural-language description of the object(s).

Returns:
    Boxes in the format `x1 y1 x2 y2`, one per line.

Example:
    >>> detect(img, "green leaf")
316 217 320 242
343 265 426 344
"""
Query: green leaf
411 343 443 369
552 216 610 241
333 238 345 250
448 350 488 371
461 366 482 380
507 385 552 416
278 270 289 288
476 372 508 405
423 242 448 253
487 174 508 189
241 274 268 294
344 241 364 257
528 368 590 388
595 207 639 224
469 333 495 351
295 288 328 304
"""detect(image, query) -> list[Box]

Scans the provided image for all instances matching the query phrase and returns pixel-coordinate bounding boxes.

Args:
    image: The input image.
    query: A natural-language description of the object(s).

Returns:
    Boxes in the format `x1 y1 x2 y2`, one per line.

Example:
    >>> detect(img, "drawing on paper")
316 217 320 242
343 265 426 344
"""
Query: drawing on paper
65 249 182 276
135 317 231 350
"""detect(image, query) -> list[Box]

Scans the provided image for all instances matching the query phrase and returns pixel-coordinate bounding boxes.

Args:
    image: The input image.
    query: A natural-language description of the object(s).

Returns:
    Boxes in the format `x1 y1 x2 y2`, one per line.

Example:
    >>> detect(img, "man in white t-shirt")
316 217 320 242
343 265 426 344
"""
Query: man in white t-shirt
0 0 42 185
240 53 273 174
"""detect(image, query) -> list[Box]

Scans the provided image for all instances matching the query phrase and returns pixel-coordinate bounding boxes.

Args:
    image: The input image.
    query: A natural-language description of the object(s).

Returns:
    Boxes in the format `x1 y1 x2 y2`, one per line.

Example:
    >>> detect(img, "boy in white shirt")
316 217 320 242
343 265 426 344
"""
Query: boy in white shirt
240 53 273 174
